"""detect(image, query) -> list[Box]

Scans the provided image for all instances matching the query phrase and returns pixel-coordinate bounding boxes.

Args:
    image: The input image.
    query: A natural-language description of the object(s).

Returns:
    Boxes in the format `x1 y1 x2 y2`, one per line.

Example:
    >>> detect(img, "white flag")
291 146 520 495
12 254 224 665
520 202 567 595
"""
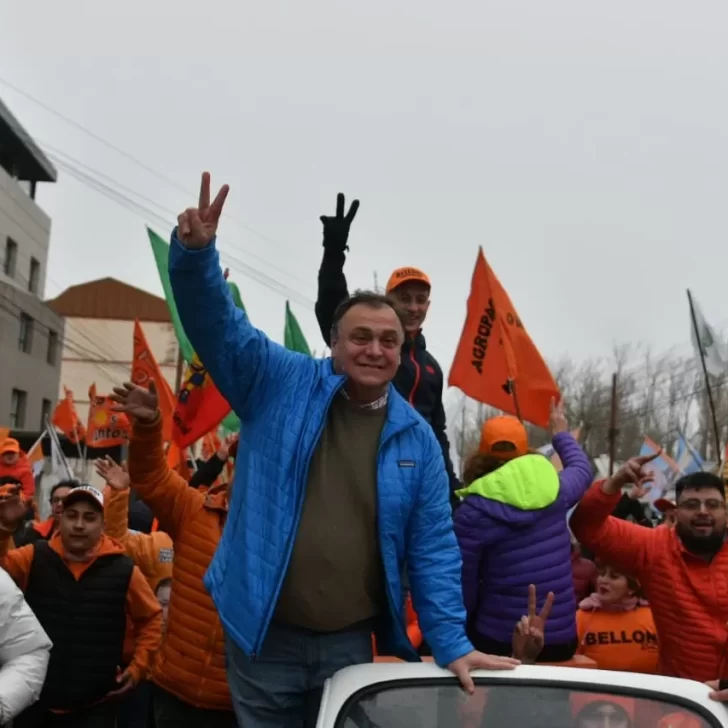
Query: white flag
690 292 725 378
46 420 74 482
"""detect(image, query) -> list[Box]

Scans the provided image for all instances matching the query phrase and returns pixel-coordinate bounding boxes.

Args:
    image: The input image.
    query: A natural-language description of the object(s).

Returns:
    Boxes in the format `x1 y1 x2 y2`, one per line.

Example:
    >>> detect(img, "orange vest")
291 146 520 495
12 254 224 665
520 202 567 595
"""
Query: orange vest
576 605 659 674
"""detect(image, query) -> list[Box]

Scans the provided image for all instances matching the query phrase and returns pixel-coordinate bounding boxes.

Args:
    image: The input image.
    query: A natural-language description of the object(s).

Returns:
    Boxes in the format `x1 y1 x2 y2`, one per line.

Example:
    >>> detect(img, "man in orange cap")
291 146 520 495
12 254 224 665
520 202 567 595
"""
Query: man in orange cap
315 194 459 505
0 439 35 506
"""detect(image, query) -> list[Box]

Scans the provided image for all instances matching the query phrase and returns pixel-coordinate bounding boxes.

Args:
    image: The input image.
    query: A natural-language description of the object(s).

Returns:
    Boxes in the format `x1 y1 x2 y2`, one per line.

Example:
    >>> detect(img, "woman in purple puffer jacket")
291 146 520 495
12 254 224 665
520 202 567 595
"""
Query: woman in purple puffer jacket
453 401 593 662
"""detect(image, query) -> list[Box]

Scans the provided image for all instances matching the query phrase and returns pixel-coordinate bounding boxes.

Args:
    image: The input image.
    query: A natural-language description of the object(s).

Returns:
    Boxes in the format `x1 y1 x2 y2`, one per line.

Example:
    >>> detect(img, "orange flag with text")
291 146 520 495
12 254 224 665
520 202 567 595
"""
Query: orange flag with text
449 248 560 428
131 320 176 442
87 384 131 448
52 387 86 444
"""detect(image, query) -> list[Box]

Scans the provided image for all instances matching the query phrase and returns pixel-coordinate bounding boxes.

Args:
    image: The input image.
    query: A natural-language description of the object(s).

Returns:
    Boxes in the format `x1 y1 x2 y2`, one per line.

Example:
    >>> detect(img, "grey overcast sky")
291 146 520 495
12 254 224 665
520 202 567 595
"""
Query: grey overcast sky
2 0 728 388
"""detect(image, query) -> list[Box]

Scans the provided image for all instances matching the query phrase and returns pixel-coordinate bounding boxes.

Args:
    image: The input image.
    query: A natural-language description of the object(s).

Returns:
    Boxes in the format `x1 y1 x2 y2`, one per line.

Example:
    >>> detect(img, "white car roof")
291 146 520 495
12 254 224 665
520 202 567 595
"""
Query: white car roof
316 663 728 727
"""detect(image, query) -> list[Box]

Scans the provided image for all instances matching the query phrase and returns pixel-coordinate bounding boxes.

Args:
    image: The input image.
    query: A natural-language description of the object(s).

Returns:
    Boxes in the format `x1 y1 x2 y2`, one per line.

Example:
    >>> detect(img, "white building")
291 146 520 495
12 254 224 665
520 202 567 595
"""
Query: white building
0 96 64 432
46 277 180 424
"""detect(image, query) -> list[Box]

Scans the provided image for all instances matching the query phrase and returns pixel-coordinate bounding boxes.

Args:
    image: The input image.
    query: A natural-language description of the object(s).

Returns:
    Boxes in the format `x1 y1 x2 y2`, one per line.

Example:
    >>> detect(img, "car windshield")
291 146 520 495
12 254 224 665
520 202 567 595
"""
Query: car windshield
336 682 718 728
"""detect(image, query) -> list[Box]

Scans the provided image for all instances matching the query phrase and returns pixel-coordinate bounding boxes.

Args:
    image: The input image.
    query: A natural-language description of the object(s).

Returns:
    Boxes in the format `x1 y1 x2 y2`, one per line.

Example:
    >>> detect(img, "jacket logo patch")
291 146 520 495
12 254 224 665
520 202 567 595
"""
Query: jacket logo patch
158 548 174 564
426 365 436 375
398 460 416 468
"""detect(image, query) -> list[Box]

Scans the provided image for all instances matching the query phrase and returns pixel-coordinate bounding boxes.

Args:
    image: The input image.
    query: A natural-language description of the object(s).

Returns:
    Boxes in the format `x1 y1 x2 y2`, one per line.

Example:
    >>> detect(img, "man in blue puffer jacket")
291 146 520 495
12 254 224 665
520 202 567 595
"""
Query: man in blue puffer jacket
169 173 518 728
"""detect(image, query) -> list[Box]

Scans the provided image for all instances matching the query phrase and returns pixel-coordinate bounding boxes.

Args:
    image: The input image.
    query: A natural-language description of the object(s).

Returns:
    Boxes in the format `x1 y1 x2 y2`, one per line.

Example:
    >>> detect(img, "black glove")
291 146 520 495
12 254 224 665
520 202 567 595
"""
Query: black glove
320 192 359 253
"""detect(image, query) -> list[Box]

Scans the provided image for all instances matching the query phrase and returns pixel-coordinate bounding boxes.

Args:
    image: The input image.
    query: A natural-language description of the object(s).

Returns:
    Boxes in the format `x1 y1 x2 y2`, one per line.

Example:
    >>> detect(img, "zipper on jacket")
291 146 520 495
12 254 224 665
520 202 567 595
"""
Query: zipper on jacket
252 379 345 656
376 420 418 659
407 345 422 405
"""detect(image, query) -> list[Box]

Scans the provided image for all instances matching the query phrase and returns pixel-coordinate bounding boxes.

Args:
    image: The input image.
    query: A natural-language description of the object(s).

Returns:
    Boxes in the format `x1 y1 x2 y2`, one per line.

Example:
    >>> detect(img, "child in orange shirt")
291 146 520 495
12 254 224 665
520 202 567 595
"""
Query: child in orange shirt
576 562 659 674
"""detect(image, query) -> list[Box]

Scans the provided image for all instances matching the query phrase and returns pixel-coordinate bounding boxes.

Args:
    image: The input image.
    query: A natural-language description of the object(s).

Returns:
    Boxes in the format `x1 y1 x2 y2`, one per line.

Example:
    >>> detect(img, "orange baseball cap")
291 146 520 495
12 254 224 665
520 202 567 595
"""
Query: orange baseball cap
385 267 431 294
478 416 528 461
0 438 20 455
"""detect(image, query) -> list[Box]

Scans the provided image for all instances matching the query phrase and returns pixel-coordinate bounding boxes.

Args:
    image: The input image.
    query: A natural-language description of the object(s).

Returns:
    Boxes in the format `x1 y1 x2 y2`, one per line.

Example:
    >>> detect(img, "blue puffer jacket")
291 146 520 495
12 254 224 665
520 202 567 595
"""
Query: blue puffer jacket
168 231 472 667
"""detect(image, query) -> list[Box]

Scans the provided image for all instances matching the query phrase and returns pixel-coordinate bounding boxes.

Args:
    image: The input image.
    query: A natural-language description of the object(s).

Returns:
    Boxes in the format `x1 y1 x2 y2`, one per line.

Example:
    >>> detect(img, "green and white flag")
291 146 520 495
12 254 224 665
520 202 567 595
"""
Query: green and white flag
689 291 725 378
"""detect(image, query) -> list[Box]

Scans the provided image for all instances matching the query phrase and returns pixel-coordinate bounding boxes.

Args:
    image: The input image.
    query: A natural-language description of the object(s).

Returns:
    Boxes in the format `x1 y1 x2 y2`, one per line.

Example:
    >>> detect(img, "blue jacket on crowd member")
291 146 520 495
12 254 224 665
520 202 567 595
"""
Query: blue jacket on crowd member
168 230 473 667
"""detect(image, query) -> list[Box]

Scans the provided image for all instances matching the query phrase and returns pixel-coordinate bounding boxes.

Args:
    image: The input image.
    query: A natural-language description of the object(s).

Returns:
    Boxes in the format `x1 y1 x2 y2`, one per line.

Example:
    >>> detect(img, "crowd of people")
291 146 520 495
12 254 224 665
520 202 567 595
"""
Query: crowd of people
0 174 726 727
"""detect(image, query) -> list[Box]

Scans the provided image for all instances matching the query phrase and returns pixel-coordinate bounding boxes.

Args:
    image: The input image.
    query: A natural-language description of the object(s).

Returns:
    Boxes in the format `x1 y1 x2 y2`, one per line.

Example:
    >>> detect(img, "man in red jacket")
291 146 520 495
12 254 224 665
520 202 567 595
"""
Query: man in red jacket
571 453 728 703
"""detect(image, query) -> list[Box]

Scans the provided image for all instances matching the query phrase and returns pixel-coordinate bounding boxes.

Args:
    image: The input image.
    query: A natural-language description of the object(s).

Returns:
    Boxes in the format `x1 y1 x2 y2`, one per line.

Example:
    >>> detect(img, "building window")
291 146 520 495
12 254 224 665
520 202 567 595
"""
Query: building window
10 389 27 429
29 258 40 295
40 399 52 429
18 314 33 354
47 331 58 365
4 238 17 278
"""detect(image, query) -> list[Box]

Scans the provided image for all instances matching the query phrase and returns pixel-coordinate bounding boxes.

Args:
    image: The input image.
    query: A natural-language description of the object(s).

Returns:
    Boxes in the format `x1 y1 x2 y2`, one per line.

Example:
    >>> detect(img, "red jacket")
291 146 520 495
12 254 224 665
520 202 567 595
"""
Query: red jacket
571 551 598 602
571 482 728 682
0 460 35 502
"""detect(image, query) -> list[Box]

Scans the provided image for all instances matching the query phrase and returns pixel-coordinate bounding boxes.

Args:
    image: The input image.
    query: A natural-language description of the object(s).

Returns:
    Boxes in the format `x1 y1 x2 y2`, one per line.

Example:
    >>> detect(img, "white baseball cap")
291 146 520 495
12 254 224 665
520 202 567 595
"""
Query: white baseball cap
63 485 104 512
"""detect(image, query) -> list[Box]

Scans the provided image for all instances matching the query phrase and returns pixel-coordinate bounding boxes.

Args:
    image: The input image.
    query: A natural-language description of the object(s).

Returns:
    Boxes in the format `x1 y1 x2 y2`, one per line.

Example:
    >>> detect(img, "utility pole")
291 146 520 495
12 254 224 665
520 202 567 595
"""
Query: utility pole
608 373 619 476
373 271 379 293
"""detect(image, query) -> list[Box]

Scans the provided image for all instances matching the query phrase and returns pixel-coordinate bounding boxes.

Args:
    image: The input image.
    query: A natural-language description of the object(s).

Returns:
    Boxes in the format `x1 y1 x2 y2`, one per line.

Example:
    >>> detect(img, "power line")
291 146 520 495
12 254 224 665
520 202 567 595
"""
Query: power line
42 143 316 295
45 153 316 310
0 75 306 258
0 80 317 309
0 288 141 383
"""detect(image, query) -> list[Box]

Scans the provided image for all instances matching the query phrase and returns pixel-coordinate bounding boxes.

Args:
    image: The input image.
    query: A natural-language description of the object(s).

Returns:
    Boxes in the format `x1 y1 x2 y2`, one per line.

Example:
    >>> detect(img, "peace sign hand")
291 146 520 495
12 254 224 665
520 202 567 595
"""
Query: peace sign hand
548 397 568 436
177 172 230 249
511 584 554 664
320 193 360 253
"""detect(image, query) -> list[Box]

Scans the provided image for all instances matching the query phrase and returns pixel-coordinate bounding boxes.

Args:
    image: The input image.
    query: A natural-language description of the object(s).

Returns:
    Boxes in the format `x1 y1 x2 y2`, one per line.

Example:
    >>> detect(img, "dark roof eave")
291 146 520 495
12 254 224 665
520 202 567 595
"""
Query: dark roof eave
0 97 57 183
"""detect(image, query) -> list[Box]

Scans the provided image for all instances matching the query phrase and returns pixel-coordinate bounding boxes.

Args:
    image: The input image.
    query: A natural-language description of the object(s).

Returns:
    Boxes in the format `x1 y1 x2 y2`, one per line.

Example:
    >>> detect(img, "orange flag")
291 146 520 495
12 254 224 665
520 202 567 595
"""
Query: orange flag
87 384 130 448
0 428 8 449
449 248 560 428
52 387 86 444
132 320 176 442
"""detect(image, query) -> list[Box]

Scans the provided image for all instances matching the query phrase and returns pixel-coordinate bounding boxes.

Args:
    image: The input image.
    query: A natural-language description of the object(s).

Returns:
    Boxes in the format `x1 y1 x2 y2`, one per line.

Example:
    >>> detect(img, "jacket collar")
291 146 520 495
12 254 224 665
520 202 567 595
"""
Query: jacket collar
33 518 55 538
402 330 427 351
321 359 420 440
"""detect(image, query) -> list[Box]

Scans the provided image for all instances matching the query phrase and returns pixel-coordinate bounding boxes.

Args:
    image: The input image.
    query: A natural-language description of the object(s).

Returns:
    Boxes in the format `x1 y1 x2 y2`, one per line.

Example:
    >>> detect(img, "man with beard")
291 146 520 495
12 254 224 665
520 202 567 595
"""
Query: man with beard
571 458 728 699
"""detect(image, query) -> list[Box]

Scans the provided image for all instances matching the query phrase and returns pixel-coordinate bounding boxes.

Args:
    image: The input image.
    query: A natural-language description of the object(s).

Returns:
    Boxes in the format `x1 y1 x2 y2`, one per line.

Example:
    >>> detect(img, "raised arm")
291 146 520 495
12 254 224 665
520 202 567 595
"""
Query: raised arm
111 382 204 541
569 453 662 579
315 193 358 346
552 432 594 508
547 400 593 507
96 457 173 582
169 173 312 419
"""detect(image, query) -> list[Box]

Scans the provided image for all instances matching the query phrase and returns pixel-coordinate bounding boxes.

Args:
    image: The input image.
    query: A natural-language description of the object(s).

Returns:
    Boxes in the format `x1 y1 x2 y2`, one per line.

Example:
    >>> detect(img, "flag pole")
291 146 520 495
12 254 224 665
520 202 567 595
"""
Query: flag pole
608 372 619 476
687 289 721 460
508 379 522 421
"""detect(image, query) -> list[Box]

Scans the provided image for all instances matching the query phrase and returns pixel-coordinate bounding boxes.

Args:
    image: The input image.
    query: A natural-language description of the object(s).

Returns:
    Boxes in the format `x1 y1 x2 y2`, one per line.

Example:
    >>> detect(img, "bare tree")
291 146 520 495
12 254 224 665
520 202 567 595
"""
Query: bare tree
449 338 721 470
